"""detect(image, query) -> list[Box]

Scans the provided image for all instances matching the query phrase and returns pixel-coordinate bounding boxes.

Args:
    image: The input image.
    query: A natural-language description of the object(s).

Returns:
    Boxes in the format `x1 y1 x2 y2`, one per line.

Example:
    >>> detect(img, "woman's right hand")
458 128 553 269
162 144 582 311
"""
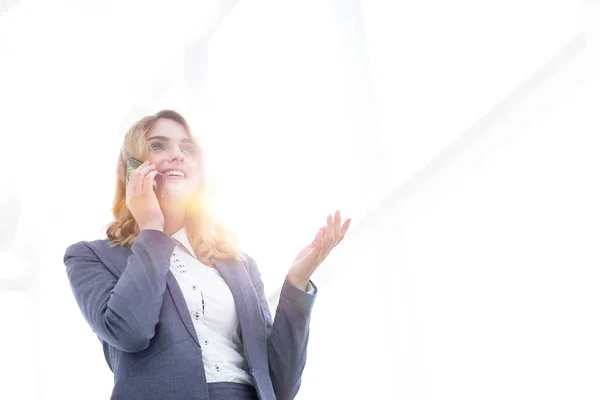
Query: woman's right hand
125 161 164 232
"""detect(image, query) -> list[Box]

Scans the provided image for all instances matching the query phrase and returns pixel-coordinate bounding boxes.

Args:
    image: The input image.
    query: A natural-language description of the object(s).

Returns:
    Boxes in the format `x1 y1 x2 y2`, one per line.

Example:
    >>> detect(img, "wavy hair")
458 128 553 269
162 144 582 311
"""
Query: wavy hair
104 109 239 264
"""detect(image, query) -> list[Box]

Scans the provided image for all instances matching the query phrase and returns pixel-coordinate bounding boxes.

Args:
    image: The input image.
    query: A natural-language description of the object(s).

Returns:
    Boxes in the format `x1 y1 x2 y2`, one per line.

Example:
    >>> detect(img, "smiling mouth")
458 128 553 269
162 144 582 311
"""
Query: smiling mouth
157 171 186 179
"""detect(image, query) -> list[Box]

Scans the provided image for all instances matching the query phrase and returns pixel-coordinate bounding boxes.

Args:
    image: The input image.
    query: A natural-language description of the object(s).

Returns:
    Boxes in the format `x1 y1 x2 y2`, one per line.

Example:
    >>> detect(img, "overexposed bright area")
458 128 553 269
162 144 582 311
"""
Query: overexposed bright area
1 0 599 399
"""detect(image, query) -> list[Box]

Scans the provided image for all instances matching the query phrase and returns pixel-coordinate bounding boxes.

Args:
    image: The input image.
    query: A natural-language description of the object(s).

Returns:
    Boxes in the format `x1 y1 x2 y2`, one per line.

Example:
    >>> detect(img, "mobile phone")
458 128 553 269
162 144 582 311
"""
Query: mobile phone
126 157 143 186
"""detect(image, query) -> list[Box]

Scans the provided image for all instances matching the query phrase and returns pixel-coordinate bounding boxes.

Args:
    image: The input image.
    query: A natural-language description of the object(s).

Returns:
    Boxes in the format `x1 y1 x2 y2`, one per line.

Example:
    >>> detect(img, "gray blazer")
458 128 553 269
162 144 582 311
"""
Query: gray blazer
64 229 316 400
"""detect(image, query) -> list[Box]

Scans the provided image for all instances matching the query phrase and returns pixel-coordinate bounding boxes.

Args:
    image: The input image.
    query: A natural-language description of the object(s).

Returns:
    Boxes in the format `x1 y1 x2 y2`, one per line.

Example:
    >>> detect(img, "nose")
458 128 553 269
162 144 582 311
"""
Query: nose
169 146 185 162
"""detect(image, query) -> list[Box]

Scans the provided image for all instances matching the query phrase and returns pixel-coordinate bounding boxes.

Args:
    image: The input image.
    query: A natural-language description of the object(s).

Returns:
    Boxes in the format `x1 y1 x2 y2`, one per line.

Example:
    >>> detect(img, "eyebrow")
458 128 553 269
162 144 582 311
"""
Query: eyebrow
147 135 194 143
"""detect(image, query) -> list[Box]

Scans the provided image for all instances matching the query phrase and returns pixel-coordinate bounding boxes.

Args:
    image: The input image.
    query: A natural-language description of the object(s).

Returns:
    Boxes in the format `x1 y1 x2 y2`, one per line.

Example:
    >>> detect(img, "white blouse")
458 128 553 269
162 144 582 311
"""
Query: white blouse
170 228 253 385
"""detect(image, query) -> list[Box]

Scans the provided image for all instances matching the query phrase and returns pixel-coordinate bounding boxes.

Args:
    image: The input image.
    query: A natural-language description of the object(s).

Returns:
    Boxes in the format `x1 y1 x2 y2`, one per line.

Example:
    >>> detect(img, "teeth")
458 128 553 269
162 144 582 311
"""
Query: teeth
164 170 184 177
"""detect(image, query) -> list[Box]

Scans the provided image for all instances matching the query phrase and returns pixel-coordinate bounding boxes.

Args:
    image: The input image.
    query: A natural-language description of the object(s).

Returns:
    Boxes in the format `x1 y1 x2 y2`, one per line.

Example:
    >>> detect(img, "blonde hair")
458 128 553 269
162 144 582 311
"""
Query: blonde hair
105 109 239 264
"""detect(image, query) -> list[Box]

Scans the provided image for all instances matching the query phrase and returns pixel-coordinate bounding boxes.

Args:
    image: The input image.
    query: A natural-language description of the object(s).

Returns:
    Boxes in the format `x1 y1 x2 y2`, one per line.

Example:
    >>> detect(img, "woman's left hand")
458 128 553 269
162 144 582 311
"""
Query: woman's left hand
287 210 351 290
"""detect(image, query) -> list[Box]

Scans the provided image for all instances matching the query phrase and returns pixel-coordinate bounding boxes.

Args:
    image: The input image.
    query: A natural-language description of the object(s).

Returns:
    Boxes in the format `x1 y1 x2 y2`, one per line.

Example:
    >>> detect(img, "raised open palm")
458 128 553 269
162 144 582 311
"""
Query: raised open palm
288 210 351 287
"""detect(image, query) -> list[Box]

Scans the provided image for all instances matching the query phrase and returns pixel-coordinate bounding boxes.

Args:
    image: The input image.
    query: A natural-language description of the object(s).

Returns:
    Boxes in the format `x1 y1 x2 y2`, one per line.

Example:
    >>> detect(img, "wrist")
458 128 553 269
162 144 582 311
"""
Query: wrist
286 272 310 291
139 223 164 232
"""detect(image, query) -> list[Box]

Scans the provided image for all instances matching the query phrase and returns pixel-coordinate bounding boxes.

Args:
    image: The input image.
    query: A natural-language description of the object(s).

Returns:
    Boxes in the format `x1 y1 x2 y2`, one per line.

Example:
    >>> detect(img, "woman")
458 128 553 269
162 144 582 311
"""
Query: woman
64 110 351 400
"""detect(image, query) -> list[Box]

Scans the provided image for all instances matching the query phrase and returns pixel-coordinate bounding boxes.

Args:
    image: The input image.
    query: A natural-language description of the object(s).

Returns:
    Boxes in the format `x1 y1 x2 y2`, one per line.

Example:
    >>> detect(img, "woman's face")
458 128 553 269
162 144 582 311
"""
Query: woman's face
144 118 203 201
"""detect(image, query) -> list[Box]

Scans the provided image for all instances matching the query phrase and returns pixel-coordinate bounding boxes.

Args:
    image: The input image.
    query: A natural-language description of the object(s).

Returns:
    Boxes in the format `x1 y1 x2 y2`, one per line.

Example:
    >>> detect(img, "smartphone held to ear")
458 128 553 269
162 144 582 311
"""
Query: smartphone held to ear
126 157 164 194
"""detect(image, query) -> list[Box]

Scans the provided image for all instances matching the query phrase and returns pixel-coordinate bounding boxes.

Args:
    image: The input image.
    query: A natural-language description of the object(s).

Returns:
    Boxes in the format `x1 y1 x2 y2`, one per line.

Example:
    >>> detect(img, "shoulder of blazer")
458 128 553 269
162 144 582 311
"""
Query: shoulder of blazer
66 238 131 278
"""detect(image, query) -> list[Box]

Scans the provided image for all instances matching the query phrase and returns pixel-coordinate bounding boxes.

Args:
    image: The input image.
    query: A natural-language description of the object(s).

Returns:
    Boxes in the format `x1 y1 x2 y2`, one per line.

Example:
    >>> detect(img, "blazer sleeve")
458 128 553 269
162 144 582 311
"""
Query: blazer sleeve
246 255 317 400
64 230 176 353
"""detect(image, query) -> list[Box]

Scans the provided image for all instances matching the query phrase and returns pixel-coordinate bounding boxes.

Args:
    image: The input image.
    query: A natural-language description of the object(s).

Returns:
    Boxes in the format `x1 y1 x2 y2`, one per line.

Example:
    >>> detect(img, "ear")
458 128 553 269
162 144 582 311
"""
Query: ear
117 160 126 183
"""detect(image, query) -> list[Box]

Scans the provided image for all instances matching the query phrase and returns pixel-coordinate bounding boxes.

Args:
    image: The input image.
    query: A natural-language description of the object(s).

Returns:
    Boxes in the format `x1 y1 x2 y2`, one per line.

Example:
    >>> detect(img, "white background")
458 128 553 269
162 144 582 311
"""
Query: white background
0 1 598 399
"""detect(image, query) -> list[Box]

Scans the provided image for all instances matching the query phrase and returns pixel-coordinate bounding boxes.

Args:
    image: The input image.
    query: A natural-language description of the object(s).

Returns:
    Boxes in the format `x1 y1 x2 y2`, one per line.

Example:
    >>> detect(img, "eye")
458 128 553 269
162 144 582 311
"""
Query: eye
150 142 165 151
182 145 198 155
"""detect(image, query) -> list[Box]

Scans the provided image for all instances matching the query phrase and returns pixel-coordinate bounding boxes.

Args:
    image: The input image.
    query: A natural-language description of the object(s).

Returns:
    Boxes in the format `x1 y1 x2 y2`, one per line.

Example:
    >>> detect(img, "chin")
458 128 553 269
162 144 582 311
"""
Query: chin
160 184 196 201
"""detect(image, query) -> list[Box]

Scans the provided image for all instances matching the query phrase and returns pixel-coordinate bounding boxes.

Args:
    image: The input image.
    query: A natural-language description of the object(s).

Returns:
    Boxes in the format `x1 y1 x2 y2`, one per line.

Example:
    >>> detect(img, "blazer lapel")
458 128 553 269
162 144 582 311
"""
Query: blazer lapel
214 258 268 356
165 271 201 348
215 258 274 399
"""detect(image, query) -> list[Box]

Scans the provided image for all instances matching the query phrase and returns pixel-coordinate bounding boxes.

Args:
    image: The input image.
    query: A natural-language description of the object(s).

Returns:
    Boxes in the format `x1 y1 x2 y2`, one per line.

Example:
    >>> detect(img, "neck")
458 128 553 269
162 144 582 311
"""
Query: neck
160 199 187 236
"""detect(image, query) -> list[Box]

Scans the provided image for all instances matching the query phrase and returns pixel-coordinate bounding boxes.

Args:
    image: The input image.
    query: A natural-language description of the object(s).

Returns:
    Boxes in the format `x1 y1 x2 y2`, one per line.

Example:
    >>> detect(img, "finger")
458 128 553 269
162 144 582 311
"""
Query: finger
144 170 159 194
134 163 155 193
340 218 352 240
324 214 335 254
333 210 342 243
136 162 155 180
130 160 148 193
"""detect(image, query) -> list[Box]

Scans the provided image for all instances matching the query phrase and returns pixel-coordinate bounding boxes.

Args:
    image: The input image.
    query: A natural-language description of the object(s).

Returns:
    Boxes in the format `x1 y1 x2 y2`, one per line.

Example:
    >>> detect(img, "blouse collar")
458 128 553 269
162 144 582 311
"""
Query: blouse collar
171 227 196 259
